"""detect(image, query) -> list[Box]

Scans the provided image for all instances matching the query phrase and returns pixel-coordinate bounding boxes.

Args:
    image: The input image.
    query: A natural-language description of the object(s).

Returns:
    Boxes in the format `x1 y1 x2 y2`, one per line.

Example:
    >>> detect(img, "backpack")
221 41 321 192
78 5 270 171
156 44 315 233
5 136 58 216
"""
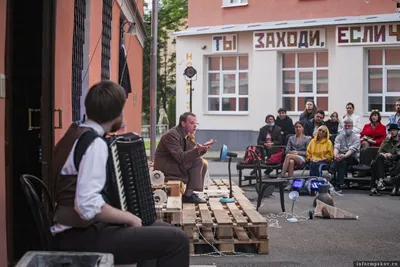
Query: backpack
265 148 284 164
242 146 263 165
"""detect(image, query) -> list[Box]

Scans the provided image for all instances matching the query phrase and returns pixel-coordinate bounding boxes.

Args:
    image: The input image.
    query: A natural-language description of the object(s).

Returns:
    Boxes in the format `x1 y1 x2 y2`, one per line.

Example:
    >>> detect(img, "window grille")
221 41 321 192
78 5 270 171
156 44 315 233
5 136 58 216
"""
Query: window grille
71 0 87 122
101 0 113 80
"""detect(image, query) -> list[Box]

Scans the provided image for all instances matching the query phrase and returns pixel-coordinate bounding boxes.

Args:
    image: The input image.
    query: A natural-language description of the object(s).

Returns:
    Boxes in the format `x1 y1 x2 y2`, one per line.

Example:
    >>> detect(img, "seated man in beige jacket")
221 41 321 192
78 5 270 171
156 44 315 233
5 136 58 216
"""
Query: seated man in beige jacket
154 112 216 203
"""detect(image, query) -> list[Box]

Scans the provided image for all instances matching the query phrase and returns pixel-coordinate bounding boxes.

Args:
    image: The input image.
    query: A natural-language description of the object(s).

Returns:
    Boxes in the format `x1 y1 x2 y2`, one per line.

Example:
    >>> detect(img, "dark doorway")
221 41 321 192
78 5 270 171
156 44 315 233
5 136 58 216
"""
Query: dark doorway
5 0 55 263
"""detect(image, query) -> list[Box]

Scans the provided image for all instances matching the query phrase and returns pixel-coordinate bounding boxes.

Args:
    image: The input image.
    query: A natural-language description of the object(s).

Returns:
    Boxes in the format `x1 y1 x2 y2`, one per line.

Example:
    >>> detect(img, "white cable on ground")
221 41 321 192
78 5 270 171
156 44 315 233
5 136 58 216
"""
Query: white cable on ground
190 220 254 258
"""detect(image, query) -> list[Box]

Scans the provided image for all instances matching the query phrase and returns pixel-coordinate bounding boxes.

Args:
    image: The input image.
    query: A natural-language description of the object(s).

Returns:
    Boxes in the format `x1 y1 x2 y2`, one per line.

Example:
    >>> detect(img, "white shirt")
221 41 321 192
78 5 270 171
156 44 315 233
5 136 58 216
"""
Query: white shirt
50 120 108 234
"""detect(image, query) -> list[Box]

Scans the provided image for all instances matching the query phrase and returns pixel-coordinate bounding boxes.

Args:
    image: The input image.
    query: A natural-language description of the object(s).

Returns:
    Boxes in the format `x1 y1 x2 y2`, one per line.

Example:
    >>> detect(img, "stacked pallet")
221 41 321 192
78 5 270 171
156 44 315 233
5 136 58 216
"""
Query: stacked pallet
153 180 184 224
181 179 269 254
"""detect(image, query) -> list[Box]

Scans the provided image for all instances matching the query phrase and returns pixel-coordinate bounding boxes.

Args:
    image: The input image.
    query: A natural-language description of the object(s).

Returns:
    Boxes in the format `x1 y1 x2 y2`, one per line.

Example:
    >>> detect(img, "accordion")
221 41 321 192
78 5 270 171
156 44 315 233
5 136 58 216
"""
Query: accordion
106 132 157 226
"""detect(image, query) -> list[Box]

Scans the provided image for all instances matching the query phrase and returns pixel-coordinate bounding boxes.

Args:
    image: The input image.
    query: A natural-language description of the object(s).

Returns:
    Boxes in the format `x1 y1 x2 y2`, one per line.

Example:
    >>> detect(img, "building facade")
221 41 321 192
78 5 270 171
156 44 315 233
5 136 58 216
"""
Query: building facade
0 0 145 264
174 0 400 151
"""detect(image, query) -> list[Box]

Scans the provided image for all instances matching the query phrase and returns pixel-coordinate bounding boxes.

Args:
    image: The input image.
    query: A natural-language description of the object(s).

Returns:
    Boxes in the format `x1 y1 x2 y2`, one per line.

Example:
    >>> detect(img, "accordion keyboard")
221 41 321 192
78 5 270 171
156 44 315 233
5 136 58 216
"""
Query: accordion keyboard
110 143 127 211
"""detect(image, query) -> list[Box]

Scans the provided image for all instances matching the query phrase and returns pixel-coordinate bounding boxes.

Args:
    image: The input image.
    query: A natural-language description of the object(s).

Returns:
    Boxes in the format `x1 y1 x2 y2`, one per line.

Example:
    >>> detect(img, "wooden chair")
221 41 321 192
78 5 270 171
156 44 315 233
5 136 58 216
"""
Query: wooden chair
20 174 55 251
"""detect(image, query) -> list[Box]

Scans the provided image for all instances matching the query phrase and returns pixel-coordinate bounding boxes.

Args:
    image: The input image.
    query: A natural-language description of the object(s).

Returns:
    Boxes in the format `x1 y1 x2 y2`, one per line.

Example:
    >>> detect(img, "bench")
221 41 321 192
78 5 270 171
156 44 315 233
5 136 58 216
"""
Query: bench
236 145 286 187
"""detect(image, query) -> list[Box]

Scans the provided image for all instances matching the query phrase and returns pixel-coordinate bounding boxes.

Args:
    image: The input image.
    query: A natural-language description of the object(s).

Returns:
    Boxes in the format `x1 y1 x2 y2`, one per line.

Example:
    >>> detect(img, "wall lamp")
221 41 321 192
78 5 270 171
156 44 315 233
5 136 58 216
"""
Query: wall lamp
122 21 137 35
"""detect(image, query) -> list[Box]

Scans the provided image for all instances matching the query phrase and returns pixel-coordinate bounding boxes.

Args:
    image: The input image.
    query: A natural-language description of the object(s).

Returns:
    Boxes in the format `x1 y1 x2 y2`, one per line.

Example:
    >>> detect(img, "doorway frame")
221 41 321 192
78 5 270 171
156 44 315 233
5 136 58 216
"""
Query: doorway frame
4 0 56 263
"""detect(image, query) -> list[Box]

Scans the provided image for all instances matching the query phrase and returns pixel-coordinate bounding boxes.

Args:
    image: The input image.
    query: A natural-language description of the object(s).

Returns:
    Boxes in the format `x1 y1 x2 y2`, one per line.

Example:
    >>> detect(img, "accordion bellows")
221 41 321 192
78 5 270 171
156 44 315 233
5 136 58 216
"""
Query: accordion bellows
106 132 157 226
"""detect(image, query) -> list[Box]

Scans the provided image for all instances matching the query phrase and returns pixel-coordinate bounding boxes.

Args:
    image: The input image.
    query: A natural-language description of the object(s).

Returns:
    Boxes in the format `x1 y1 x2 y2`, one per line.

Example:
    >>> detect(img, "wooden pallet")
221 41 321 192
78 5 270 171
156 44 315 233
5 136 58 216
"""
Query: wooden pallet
155 196 182 224
152 180 184 197
181 179 269 254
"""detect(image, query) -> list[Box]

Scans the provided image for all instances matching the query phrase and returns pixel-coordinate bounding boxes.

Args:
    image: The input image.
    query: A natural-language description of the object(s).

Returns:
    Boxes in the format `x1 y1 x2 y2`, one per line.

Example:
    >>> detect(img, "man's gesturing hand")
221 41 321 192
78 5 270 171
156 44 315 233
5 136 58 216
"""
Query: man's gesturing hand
197 143 210 154
204 139 217 146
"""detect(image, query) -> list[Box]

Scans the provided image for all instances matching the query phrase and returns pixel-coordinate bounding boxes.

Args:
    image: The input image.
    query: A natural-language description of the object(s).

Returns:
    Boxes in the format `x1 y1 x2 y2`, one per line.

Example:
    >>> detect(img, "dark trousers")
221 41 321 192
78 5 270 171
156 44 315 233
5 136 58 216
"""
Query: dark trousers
390 160 400 186
370 155 392 188
331 157 359 185
54 220 190 266
309 160 329 177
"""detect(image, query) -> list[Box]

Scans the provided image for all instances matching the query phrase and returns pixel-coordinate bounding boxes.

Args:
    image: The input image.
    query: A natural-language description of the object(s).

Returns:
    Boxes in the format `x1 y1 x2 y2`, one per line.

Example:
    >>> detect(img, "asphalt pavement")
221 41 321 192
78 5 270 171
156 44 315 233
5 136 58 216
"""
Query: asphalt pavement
188 160 400 267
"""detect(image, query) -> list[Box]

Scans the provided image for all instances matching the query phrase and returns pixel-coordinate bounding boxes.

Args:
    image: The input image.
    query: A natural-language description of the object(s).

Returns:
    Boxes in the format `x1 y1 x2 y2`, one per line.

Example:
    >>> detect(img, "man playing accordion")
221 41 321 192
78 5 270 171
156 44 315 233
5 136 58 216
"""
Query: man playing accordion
50 81 189 266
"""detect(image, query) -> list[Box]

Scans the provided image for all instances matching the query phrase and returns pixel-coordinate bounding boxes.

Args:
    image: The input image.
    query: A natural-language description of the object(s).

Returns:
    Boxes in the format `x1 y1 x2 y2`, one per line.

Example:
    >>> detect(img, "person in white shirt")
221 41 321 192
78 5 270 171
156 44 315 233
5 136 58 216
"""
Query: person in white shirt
51 80 189 266
339 102 362 135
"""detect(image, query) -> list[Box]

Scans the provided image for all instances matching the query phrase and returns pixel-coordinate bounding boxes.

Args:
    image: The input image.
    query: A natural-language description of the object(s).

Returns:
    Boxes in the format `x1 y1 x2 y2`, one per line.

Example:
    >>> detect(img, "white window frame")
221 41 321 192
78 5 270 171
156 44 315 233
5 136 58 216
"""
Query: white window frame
222 0 248 8
366 48 400 115
206 55 249 115
281 51 329 114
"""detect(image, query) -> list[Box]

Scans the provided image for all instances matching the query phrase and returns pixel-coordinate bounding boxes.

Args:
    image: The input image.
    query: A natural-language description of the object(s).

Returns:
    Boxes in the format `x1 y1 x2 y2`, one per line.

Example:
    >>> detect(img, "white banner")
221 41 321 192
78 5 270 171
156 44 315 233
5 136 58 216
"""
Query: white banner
253 28 326 50
212 34 238 53
336 23 400 46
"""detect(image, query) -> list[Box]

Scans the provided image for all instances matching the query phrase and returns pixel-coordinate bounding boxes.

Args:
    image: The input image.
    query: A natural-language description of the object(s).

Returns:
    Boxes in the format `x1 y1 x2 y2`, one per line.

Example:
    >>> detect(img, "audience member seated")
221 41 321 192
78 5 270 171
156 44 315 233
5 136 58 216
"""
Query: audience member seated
339 102 362 135
331 118 360 193
388 144 400 196
257 115 283 176
299 99 317 125
275 107 295 145
325 111 339 135
360 110 386 152
304 110 325 137
257 114 282 151
306 125 334 177
369 124 400 196
386 98 400 133
281 121 310 178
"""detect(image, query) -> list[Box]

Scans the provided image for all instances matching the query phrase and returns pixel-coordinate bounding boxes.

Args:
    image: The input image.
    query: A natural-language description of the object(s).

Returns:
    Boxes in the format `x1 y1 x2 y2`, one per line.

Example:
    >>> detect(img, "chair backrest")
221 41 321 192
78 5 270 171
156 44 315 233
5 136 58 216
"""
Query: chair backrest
20 174 54 251
361 147 379 165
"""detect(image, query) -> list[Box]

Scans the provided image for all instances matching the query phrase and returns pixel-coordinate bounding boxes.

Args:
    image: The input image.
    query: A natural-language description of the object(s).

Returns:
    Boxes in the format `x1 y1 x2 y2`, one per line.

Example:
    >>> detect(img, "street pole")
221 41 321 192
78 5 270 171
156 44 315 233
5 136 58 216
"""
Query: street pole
189 80 192 112
150 0 158 161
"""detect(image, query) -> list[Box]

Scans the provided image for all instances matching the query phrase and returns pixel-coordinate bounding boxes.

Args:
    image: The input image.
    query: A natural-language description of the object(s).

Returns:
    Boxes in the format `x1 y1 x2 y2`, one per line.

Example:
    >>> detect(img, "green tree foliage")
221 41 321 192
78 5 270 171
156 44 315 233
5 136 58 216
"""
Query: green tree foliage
167 96 176 129
142 0 187 126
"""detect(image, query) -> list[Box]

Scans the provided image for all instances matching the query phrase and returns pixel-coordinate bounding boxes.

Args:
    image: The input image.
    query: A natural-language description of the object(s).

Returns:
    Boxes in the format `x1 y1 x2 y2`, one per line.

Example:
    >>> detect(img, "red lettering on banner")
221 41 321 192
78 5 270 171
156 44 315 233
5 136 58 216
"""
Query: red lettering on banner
223 36 233 50
255 32 265 48
309 30 320 46
362 26 373 43
266 32 275 48
389 24 400 41
287 32 297 47
186 53 192 60
374 25 385 42
337 27 349 43
276 32 286 47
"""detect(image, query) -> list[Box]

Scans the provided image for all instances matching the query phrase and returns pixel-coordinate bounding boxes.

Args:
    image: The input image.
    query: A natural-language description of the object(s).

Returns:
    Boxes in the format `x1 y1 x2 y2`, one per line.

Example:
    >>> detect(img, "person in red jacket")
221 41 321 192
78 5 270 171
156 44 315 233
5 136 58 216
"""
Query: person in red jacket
360 110 386 151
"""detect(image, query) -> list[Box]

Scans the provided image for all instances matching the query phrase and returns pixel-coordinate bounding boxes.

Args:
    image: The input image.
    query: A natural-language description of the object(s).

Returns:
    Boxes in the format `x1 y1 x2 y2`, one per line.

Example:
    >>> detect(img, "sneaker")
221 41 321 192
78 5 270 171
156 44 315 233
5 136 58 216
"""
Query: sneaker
377 180 385 191
334 186 343 193
264 169 273 175
182 193 207 203
349 182 359 188
391 186 398 196
369 188 380 196
284 183 292 191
